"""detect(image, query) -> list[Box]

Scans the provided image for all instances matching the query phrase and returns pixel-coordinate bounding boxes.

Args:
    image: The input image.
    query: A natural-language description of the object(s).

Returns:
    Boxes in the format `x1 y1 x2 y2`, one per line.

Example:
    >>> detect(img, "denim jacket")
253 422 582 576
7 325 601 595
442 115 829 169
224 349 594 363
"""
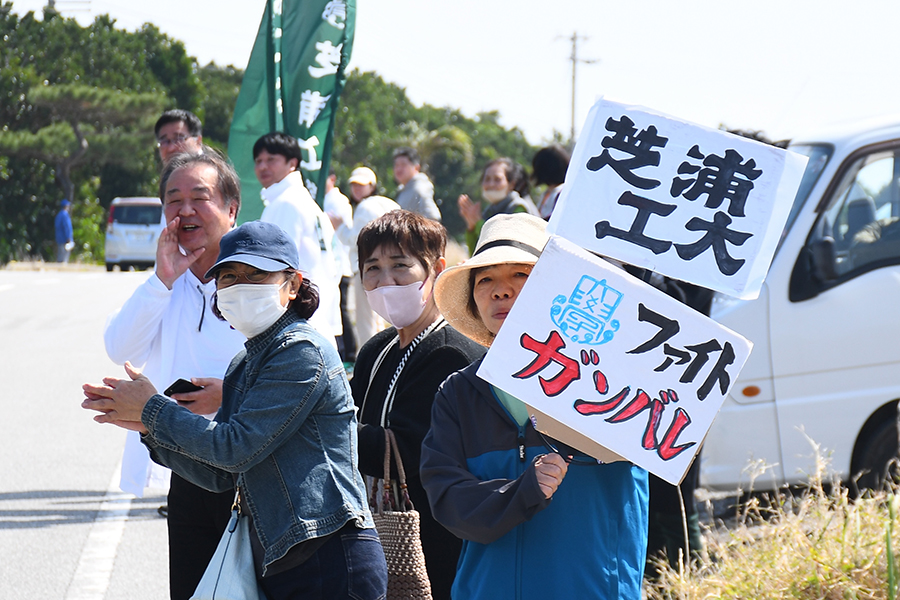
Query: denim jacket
142 310 374 572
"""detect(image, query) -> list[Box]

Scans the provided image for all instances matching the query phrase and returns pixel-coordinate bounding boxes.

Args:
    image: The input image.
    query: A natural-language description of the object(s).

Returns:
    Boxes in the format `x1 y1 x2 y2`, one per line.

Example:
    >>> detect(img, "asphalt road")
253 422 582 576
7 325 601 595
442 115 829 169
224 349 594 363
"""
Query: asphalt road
0 265 169 600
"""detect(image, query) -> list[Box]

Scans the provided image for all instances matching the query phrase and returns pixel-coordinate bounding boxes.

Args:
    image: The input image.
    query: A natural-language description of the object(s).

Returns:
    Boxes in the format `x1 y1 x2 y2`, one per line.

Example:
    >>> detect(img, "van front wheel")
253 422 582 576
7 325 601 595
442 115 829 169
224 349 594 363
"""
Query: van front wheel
853 417 900 493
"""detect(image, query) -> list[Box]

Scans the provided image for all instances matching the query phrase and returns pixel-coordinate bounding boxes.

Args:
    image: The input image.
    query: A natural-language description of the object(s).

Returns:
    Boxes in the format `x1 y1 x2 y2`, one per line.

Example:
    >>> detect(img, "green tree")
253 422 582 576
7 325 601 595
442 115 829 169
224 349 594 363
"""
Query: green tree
0 4 540 262
332 70 419 189
0 84 164 202
0 3 198 264
197 62 244 151
332 69 537 238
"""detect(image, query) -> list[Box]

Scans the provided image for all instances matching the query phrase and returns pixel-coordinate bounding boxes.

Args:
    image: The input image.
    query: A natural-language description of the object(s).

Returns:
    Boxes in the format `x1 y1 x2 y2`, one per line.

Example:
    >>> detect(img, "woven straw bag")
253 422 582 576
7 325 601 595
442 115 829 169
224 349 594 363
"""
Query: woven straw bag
370 429 432 600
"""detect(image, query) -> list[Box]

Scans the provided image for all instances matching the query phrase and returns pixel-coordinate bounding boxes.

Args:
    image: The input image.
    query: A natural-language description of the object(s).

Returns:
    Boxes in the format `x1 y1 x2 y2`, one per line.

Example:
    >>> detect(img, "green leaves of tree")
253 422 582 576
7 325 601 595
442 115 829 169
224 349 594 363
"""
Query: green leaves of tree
333 69 538 237
0 3 198 263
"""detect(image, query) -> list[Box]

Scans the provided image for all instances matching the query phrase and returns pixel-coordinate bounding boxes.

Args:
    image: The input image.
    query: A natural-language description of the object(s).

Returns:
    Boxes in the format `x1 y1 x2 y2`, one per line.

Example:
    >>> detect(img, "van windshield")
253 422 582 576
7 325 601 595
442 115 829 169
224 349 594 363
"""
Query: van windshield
113 205 162 225
776 143 832 255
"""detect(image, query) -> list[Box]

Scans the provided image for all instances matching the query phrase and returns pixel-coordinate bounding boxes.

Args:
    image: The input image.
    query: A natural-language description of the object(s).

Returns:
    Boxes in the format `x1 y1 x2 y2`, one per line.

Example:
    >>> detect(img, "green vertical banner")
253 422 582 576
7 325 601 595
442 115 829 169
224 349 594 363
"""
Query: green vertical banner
228 0 356 222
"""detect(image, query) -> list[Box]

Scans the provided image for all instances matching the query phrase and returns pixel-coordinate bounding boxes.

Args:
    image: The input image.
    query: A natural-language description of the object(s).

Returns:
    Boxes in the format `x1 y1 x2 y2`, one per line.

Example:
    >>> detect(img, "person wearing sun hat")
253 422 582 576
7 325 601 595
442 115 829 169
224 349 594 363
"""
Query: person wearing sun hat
420 212 649 600
84 221 388 599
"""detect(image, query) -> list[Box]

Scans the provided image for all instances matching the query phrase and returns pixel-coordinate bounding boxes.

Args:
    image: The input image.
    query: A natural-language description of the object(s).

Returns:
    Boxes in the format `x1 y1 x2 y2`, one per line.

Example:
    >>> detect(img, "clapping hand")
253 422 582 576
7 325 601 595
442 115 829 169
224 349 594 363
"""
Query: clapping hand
82 362 157 433
457 194 481 231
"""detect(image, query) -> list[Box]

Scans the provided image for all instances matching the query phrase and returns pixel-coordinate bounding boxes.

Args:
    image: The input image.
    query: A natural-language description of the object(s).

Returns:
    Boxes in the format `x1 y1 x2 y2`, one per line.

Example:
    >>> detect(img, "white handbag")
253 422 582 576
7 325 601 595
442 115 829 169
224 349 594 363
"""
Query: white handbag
191 489 267 600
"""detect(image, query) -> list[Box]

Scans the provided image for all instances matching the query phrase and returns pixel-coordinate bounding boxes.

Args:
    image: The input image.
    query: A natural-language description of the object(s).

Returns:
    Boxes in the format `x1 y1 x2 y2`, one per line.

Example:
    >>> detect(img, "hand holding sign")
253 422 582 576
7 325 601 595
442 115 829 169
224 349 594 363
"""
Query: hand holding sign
478 236 752 485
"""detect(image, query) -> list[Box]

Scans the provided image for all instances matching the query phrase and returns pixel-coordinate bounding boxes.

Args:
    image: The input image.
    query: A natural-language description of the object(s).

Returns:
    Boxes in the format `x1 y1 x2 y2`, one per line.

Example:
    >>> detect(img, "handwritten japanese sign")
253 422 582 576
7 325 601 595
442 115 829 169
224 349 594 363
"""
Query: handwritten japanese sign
548 98 808 300
478 236 752 485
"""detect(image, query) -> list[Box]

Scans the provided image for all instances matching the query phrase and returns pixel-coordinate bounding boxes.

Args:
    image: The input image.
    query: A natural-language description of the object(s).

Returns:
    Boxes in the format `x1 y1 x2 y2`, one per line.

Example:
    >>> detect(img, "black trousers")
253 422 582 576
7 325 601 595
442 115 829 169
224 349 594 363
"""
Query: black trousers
167 473 234 600
336 276 357 363
645 452 703 577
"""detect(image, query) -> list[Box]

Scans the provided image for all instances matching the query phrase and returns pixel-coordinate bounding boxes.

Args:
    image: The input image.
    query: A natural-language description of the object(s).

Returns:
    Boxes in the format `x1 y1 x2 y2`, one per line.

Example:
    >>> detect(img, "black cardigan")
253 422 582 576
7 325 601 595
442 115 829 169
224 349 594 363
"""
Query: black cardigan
351 322 485 600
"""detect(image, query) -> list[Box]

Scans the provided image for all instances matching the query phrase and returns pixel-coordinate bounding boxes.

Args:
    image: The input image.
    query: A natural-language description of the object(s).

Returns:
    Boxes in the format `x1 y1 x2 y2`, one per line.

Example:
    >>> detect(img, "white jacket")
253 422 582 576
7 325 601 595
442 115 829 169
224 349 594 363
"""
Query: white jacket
335 195 401 274
324 186 354 278
260 171 342 339
104 270 246 496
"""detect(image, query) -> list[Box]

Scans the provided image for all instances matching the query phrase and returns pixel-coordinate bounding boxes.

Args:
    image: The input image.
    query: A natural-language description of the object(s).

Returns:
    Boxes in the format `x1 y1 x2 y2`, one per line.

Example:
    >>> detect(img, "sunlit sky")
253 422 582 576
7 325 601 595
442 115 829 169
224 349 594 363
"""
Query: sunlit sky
11 0 900 145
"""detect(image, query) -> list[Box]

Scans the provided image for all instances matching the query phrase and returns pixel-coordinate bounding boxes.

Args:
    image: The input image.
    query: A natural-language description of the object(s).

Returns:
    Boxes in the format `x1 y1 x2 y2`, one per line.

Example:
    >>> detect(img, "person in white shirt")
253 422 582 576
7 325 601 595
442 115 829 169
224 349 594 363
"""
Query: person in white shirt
103 150 246 600
254 132 341 347
323 170 357 363
332 166 400 346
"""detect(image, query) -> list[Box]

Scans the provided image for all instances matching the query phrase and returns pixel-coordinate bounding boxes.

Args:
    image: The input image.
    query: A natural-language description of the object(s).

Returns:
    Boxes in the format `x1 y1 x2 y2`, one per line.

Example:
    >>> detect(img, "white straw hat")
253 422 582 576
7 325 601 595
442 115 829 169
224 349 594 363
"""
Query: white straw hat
434 213 549 346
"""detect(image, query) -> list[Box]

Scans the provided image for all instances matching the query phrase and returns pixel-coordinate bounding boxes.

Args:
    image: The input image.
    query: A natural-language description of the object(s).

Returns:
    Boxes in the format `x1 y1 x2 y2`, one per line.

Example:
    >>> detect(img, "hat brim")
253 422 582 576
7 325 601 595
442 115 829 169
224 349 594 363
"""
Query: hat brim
204 253 293 280
434 244 543 347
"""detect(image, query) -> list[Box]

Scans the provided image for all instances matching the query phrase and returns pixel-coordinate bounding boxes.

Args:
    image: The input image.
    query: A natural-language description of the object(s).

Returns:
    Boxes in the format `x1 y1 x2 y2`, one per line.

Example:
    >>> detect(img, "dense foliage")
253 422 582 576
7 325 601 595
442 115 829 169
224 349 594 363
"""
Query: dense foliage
0 4 541 263
333 69 538 237
0 4 212 263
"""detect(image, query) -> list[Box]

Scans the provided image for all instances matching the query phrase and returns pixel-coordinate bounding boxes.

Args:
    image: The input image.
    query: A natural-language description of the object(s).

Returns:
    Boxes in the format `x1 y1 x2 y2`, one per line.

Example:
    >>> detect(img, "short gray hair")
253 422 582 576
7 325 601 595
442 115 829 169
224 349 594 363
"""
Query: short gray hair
159 147 241 216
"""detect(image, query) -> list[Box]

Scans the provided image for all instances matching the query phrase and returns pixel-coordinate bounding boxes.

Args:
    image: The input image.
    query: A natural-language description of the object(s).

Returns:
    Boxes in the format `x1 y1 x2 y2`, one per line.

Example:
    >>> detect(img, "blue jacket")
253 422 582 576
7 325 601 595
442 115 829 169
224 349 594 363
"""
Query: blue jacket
55 209 73 244
421 358 649 600
142 311 374 573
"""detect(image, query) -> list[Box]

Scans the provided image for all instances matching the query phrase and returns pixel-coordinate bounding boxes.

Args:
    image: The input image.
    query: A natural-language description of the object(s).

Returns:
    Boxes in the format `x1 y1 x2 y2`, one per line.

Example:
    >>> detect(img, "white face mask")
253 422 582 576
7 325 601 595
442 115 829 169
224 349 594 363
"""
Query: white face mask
216 282 288 338
365 279 429 330
482 188 508 204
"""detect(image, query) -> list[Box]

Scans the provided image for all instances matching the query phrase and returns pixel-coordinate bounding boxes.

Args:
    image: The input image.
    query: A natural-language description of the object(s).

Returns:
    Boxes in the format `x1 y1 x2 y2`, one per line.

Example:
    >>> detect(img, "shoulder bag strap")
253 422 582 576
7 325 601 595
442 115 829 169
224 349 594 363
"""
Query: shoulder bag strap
384 428 414 511
379 318 448 427
358 333 400 422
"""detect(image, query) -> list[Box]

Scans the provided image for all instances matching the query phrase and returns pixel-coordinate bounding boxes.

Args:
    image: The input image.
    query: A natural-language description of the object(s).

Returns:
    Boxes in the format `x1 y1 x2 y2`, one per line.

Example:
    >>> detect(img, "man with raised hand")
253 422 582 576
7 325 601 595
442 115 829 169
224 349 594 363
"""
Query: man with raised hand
103 151 245 600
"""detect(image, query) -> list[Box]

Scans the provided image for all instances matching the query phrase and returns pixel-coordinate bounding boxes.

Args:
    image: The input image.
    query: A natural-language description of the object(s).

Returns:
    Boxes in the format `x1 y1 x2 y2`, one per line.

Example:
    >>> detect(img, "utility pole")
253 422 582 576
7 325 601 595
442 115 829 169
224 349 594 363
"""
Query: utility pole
563 32 598 144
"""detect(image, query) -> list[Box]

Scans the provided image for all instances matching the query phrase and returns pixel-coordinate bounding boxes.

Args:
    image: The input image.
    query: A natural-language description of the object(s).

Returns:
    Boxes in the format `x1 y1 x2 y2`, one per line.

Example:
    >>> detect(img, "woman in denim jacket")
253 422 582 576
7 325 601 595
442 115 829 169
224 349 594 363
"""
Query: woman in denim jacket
83 221 387 599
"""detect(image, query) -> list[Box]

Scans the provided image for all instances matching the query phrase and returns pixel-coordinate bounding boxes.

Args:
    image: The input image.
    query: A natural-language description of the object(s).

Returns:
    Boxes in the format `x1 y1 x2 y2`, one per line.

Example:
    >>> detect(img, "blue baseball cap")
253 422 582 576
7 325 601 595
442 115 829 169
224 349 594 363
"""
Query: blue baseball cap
60 199 70 207
205 221 300 279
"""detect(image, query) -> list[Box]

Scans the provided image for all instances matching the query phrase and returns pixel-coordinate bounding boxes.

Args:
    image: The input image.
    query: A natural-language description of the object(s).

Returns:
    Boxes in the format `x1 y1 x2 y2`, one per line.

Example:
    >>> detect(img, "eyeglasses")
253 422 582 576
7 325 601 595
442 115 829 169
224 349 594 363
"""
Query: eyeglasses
215 268 283 287
157 134 195 148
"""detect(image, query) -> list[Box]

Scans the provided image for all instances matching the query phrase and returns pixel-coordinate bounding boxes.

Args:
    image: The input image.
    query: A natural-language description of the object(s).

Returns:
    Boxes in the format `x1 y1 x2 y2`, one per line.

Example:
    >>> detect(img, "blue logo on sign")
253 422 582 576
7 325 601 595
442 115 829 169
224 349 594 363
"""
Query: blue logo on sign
551 275 622 346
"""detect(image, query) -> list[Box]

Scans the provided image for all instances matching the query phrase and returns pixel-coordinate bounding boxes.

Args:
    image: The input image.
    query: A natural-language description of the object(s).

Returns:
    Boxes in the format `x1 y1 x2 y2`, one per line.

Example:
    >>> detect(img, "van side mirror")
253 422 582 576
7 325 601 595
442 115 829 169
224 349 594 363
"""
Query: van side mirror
810 237 837 281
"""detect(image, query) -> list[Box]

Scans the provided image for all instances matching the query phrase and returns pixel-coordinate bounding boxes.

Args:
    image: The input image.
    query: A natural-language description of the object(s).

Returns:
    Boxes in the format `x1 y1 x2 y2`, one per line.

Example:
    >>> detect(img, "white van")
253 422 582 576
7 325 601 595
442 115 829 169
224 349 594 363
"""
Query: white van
703 115 900 492
104 197 164 271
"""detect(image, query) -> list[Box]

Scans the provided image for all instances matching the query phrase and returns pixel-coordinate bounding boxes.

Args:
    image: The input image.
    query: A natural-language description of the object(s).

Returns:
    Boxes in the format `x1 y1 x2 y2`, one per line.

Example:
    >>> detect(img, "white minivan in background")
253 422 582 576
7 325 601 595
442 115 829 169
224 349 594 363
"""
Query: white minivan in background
104 197 164 271
703 115 900 493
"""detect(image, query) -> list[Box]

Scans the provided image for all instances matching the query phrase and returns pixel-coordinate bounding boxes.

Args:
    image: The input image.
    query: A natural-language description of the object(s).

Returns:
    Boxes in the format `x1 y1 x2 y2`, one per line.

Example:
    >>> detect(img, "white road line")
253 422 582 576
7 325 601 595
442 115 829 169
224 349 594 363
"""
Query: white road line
65 462 132 600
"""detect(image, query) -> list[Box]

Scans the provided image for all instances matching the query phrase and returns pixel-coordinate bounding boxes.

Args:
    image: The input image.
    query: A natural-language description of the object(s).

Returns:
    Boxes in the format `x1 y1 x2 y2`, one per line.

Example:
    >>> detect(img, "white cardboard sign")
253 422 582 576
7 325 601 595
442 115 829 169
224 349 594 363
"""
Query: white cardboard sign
548 98 808 300
477 236 752 485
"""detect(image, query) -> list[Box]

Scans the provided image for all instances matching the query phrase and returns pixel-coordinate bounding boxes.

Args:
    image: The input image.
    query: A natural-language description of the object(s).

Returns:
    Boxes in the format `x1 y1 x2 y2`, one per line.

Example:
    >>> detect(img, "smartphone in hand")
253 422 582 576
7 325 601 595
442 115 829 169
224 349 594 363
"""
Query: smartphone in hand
164 378 203 396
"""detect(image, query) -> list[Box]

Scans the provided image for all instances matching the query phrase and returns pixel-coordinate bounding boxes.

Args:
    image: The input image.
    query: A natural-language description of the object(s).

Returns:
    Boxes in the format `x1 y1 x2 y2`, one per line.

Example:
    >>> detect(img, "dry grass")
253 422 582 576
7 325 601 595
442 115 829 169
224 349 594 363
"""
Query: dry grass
645 446 900 600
